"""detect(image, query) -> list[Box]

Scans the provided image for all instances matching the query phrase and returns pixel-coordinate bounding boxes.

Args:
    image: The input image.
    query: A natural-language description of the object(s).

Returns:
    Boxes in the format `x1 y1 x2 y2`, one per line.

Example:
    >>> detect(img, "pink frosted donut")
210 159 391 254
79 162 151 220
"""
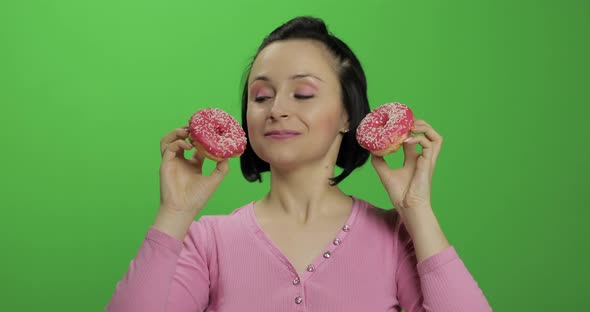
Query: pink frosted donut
188 108 247 161
356 102 415 156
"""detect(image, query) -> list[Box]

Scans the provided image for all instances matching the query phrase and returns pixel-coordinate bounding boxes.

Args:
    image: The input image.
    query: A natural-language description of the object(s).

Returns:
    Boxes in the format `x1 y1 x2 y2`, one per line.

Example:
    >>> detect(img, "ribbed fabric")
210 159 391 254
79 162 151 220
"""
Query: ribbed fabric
105 196 492 311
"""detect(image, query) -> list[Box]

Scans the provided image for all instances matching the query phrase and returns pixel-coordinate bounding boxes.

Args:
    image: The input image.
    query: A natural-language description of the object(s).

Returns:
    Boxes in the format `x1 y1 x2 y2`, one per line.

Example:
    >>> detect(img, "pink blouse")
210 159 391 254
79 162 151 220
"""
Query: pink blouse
106 196 492 311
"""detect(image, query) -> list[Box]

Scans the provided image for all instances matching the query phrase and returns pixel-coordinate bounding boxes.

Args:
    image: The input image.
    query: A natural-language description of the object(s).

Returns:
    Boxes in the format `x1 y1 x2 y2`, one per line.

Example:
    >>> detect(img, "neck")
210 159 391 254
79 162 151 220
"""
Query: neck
260 159 352 225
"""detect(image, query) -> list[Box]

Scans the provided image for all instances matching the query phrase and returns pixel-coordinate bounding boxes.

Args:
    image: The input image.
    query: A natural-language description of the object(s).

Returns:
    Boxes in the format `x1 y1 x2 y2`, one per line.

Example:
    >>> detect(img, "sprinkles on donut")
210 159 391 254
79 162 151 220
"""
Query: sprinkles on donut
188 108 247 161
356 102 415 156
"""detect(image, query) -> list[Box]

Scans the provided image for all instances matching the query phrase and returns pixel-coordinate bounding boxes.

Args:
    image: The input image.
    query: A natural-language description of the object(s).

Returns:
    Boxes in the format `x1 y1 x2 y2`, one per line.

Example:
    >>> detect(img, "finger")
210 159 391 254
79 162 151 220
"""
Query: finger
412 119 443 162
402 135 419 169
162 139 193 162
411 120 443 161
189 149 206 172
207 158 230 184
404 135 433 161
370 154 392 186
214 158 229 176
412 119 443 143
160 127 190 156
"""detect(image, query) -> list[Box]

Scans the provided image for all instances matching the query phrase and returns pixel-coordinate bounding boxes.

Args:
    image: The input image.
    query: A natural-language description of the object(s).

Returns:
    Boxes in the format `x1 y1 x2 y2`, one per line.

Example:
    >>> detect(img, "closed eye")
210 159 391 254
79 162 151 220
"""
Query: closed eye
254 96 272 103
294 94 314 100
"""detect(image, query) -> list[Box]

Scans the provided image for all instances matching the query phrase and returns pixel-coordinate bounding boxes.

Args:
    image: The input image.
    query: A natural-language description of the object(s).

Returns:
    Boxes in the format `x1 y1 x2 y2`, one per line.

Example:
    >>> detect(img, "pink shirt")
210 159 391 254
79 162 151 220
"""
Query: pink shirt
106 197 492 311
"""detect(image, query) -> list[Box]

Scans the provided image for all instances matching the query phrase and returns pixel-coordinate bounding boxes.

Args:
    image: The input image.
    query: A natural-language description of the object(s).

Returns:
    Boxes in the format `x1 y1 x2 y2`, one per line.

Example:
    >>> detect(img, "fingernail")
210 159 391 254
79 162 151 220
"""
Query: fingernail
404 137 413 143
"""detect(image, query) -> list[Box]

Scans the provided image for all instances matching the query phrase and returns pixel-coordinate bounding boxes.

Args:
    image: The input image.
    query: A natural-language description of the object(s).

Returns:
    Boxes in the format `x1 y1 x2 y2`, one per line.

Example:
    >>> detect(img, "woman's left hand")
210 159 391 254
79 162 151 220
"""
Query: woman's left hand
371 119 443 221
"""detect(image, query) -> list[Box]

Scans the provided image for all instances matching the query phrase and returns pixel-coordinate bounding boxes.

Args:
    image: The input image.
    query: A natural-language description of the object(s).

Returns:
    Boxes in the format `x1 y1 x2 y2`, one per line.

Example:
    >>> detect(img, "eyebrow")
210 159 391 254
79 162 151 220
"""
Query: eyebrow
250 73 324 86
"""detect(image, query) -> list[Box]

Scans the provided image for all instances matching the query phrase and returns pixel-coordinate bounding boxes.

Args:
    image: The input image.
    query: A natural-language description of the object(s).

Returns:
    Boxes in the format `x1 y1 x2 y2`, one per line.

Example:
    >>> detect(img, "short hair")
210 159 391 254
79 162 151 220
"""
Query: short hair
240 16 370 185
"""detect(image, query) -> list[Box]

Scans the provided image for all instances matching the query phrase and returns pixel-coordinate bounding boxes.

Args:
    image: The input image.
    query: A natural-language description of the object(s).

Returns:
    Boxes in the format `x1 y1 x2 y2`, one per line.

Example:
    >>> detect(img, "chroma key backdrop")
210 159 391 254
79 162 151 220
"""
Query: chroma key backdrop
0 0 588 311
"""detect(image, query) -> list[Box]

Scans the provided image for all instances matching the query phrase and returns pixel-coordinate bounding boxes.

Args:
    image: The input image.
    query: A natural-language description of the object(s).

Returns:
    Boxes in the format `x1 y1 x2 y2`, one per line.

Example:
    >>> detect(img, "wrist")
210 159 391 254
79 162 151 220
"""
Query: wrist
399 207 450 262
152 208 196 241
400 206 437 235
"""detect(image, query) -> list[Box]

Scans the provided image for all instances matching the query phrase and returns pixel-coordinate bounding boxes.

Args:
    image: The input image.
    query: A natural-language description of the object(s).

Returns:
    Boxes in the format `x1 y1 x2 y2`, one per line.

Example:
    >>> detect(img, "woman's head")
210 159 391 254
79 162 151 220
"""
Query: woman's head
240 16 370 185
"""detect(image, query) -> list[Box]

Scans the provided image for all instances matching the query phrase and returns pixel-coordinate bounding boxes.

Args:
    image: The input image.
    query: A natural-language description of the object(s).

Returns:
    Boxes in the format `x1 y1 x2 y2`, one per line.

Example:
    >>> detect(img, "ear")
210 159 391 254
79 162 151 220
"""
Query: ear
340 110 350 133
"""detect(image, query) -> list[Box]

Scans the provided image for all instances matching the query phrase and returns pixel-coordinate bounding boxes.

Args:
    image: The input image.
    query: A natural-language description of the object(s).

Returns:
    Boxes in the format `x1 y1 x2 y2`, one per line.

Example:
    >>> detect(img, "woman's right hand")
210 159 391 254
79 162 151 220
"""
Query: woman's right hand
158 126 229 217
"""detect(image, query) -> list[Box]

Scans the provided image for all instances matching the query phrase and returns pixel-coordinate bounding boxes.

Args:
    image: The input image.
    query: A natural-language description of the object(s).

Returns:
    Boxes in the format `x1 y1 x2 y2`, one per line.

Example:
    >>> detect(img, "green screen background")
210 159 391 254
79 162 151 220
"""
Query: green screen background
1 0 588 311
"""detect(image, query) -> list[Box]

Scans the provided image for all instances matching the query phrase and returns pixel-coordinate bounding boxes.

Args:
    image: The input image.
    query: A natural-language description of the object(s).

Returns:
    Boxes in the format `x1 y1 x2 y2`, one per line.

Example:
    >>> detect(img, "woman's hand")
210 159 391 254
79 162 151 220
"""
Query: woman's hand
371 119 443 222
159 126 229 216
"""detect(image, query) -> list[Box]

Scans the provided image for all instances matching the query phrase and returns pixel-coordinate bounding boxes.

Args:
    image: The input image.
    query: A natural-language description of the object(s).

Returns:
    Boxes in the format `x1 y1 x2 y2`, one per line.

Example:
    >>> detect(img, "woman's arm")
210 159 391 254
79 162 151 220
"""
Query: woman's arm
400 205 450 263
105 218 211 312
394 211 492 312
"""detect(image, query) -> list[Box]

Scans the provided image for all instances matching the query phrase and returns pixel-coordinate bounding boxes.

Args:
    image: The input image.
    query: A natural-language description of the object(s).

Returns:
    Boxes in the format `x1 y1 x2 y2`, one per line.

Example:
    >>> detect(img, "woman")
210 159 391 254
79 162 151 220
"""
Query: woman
106 16 492 311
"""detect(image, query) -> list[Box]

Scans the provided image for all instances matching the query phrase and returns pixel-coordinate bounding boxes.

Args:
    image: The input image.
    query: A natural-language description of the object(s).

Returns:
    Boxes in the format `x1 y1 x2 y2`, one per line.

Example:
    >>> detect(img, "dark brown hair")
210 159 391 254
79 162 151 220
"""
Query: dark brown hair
240 16 370 185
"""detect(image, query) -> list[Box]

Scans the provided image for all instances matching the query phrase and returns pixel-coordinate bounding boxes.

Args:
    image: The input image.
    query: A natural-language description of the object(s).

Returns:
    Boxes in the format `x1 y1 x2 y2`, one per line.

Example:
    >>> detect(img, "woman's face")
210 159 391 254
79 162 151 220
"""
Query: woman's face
246 39 349 170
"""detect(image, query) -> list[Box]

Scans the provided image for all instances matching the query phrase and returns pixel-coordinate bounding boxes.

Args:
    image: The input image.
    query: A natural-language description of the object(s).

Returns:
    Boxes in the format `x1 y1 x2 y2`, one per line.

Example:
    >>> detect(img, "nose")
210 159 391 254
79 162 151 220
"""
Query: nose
269 92 289 120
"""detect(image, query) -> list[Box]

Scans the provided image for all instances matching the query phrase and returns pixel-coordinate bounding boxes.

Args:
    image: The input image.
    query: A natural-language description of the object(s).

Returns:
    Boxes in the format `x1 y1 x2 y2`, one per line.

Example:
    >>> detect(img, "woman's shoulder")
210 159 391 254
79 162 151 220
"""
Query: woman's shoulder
351 197 411 260
183 201 255 251
354 197 403 233
190 201 254 230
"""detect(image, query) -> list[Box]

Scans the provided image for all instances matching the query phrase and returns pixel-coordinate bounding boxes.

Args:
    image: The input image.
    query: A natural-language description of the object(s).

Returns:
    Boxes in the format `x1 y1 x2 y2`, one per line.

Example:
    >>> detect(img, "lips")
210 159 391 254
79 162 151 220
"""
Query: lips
264 130 301 136
264 130 301 139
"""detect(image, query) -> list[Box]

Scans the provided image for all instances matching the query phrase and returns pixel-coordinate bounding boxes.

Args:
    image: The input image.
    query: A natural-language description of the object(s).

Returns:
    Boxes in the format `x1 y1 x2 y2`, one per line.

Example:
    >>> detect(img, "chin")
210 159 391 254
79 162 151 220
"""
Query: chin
258 151 301 169
252 140 330 169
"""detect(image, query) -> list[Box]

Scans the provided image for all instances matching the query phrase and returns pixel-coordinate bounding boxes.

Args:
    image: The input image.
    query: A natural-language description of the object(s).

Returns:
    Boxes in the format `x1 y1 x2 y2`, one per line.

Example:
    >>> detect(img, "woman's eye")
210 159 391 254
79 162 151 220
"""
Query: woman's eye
294 94 314 100
254 96 271 103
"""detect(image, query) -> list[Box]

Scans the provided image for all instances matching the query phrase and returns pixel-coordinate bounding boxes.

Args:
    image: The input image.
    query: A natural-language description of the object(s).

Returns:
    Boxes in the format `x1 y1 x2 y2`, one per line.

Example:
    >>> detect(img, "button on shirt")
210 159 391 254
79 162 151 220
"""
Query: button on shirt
106 197 492 312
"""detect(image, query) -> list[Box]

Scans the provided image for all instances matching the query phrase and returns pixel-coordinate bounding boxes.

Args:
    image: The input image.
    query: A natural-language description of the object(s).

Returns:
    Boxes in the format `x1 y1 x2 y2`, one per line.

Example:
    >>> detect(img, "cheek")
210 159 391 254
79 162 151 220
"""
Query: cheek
311 109 342 136
246 107 267 153
246 109 254 127
246 107 263 132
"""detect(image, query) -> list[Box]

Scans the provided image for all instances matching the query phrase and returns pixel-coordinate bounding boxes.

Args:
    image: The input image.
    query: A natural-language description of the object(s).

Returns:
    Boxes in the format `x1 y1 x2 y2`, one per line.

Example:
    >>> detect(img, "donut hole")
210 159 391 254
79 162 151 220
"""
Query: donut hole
213 125 228 137
374 112 388 128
